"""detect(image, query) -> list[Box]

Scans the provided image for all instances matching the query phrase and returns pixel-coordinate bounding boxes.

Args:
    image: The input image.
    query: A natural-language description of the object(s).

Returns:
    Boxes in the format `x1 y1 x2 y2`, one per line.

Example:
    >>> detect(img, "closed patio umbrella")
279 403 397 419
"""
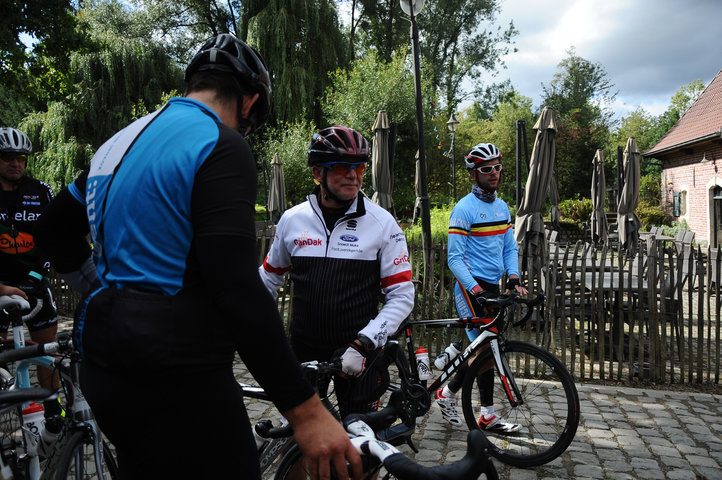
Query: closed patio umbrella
590 149 608 245
549 169 561 230
371 110 394 212
617 137 642 254
268 153 286 224
515 106 557 273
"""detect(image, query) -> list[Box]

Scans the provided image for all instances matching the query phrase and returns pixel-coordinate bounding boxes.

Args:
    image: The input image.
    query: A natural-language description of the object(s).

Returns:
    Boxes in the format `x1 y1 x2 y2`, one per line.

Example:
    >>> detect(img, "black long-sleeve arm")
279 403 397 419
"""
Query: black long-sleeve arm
190 129 314 413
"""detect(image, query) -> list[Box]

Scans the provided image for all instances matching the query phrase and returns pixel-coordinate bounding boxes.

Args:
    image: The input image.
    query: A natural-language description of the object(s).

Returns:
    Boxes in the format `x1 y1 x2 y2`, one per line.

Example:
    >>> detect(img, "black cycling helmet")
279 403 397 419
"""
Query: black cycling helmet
185 33 271 134
307 125 370 166
465 142 501 170
0 128 32 155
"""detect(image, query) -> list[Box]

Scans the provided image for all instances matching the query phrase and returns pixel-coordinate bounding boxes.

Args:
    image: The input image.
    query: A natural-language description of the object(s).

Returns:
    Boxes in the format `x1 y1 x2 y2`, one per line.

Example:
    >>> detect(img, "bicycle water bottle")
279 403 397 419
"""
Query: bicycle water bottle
22 402 45 456
415 347 431 381
38 399 63 457
434 341 462 370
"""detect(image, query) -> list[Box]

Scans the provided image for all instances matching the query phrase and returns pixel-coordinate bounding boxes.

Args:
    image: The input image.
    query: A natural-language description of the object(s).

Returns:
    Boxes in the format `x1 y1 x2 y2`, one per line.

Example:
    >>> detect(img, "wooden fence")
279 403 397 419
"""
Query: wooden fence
49 224 721 387
402 233 721 386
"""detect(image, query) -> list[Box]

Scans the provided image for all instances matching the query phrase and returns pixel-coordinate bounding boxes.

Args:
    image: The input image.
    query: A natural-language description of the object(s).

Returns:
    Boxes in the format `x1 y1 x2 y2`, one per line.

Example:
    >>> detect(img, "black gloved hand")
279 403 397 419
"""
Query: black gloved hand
505 277 521 291
473 290 497 308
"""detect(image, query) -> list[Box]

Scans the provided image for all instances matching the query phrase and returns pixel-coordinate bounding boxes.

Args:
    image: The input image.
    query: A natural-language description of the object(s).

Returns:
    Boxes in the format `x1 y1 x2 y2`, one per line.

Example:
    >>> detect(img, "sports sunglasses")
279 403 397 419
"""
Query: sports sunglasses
476 164 503 174
318 161 368 176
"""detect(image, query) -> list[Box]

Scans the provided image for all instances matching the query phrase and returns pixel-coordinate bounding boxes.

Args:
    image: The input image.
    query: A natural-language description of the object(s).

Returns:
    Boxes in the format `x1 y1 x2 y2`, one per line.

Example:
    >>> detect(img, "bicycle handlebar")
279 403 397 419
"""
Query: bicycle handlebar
251 358 498 479
348 422 496 480
0 294 44 323
470 291 545 329
473 291 544 308
0 342 61 364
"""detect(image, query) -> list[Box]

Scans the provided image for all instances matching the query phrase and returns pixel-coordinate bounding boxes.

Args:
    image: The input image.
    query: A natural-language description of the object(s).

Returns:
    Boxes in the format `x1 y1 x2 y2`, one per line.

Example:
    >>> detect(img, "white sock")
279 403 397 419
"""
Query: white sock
480 405 495 417
441 385 454 398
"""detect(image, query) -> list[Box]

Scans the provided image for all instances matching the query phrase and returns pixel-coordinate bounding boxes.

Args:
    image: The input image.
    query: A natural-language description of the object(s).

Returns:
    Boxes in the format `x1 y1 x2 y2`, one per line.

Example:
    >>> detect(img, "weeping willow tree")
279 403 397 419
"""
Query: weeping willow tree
244 0 347 126
21 102 94 190
19 35 183 191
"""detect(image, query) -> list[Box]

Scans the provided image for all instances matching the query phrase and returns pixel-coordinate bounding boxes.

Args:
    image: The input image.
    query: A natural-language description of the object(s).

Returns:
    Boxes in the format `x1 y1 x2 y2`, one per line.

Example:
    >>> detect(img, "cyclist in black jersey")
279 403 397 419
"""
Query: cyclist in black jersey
35 35 361 480
0 127 58 391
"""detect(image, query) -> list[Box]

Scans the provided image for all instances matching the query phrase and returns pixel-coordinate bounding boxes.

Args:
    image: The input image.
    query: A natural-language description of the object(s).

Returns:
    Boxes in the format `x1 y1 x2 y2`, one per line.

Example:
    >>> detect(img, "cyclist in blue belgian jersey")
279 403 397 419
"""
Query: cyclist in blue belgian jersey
435 142 528 434
259 126 415 418
35 35 361 480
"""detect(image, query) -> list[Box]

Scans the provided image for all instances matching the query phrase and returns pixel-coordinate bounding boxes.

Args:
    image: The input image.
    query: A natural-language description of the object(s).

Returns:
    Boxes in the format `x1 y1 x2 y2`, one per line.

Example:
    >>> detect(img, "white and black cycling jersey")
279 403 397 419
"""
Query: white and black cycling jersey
259 191 414 350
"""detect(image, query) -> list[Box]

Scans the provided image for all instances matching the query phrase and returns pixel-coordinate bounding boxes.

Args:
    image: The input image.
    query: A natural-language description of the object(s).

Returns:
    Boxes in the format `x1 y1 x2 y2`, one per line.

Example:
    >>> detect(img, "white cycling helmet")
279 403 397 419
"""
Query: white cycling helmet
0 128 32 155
465 142 501 170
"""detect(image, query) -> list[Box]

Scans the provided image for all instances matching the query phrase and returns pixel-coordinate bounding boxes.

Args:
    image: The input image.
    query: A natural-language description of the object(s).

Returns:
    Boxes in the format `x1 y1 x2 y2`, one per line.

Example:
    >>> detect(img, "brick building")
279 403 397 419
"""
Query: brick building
645 68 722 247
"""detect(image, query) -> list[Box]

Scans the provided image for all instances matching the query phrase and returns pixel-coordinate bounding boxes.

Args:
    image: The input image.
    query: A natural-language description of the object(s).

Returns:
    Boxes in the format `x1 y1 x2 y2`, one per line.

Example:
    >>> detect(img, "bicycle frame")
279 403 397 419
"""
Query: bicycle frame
401 317 523 409
399 294 544 412
1 301 111 480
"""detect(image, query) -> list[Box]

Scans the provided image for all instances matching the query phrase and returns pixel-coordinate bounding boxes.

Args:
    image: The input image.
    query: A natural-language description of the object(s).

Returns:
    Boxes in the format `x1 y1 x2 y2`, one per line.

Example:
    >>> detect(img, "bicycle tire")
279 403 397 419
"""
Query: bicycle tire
52 430 119 480
460 340 580 467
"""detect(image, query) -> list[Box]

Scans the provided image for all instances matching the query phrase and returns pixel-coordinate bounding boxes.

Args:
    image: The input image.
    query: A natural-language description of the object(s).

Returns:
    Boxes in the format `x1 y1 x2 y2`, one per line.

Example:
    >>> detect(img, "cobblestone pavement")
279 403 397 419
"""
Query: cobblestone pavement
235 358 722 480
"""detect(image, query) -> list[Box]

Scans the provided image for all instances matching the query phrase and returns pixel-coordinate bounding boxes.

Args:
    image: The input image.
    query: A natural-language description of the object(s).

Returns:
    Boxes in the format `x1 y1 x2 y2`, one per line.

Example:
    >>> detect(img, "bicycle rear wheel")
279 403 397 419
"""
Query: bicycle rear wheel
52 430 119 480
460 340 580 467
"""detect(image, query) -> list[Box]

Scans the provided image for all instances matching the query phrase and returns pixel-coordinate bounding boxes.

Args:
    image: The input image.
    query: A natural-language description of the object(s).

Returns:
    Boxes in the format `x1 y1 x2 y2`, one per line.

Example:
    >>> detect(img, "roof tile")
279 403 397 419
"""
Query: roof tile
645 68 722 156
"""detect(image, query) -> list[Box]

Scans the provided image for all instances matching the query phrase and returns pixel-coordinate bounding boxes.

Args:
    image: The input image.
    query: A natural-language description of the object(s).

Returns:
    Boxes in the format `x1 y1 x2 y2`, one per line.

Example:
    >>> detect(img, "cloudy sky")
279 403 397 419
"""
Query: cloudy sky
479 0 722 118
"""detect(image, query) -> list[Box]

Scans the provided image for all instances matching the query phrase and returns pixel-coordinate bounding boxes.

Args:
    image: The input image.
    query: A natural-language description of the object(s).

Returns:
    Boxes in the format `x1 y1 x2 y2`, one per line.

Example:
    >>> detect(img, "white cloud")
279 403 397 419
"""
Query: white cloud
476 0 722 120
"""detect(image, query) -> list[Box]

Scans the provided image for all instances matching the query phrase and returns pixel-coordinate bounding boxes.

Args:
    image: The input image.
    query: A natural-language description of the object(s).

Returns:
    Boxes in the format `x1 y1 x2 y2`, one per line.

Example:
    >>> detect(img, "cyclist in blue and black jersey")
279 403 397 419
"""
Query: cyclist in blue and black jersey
435 142 528 434
35 35 361 480
259 125 415 418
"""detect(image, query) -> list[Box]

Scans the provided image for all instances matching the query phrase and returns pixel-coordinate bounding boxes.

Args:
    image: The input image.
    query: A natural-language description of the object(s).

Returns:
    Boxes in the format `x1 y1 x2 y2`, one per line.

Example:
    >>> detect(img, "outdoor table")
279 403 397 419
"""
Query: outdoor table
639 232 674 243
574 270 649 361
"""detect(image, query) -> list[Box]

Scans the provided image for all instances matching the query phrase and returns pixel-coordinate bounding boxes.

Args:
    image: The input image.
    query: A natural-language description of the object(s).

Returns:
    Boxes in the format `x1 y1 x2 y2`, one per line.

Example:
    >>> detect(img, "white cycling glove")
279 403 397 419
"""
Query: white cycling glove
341 342 367 377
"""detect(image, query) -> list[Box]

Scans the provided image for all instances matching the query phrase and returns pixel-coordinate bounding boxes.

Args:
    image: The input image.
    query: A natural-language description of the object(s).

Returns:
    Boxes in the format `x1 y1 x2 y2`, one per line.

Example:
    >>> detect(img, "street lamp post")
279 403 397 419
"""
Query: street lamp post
446 113 459 202
400 0 432 283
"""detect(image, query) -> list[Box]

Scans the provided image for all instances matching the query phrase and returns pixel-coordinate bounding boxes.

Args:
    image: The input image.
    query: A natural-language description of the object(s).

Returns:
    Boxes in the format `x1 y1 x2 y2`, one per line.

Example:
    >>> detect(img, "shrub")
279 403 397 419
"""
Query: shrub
664 218 691 239
559 197 593 223
639 174 661 206
403 204 453 239
635 201 668 230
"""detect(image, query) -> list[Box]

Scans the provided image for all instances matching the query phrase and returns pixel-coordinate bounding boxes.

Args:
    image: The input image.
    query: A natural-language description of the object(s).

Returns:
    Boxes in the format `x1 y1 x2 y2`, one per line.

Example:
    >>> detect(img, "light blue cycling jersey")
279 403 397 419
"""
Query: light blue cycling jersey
447 191 520 312
67 97 222 295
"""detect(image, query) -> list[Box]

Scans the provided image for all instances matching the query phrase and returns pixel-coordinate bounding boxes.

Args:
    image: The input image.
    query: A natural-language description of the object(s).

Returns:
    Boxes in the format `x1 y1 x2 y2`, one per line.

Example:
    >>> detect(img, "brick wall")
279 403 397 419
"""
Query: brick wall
662 143 722 246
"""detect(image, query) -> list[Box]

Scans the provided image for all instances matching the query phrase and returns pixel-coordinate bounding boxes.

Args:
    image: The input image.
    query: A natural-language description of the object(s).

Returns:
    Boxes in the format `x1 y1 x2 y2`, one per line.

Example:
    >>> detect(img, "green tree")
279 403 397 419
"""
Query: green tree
485 91 534 205
246 0 347 126
257 120 318 207
350 0 408 62
129 0 241 64
436 91 533 208
1 0 85 125
418 0 517 115
18 4 183 191
348 0 517 117
645 79 706 156
323 50 435 217
541 48 616 199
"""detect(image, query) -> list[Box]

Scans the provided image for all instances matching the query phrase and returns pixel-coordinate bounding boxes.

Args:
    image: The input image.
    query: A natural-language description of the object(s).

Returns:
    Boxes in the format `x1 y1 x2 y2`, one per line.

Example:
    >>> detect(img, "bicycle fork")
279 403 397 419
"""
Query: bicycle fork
488 338 523 408
466 330 523 408
69 361 109 480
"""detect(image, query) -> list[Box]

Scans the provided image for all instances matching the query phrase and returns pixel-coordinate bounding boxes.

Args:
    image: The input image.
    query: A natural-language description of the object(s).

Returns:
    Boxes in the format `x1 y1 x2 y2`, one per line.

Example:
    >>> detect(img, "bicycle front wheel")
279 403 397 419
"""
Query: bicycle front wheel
460 340 580 467
52 430 119 480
